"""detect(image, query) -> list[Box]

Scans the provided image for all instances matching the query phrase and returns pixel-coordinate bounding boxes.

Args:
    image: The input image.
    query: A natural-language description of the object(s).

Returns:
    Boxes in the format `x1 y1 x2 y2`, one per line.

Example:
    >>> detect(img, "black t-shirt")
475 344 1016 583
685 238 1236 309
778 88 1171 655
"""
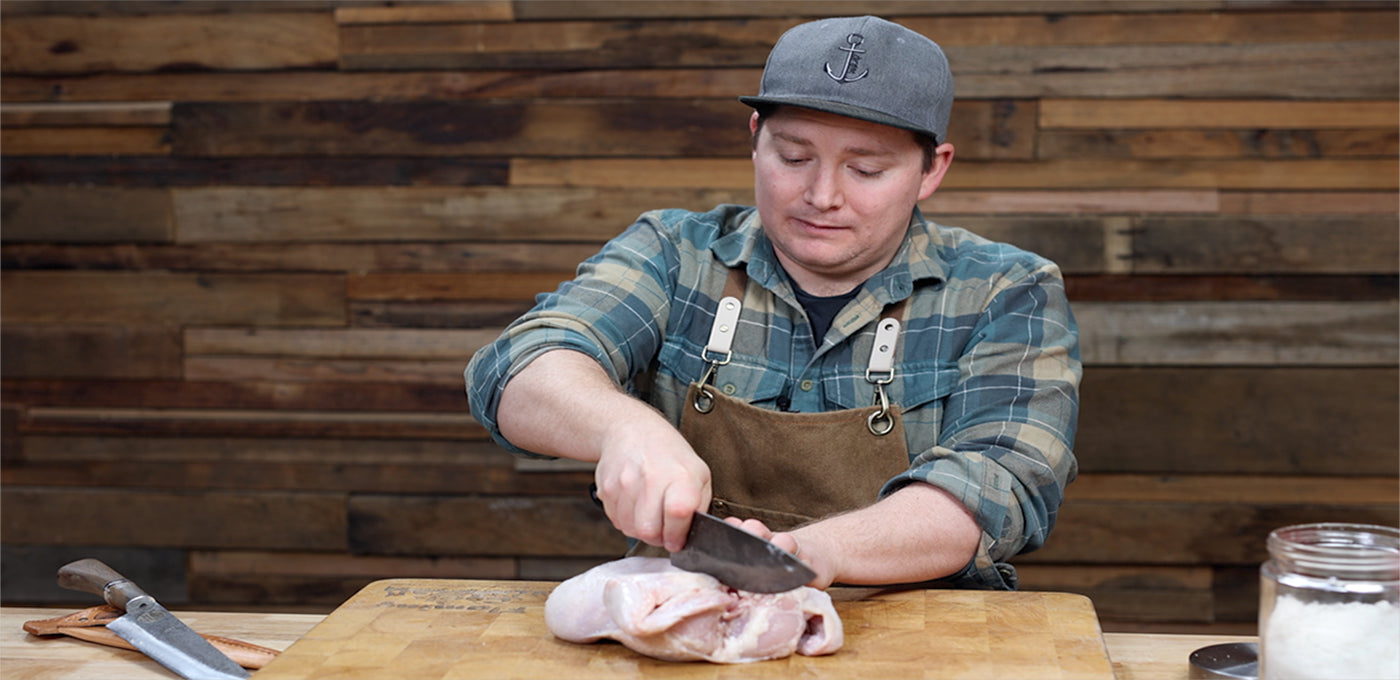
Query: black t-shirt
792 283 861 343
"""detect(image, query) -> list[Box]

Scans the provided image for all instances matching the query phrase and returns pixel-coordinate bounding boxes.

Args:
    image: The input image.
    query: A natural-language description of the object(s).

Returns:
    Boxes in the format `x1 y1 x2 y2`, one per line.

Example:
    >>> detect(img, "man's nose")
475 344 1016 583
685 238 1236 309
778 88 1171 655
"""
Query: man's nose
803 166 843 210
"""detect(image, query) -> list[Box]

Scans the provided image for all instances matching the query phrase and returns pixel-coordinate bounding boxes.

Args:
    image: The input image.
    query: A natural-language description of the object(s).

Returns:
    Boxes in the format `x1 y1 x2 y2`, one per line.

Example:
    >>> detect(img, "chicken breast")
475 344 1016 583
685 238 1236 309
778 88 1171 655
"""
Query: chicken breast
544 556 843 663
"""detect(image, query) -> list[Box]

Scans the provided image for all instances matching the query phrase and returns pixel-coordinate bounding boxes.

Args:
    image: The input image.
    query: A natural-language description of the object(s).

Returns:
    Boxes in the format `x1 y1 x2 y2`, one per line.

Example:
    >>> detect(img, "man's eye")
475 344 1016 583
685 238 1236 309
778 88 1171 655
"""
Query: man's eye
779 155 807 166
853 167 884 178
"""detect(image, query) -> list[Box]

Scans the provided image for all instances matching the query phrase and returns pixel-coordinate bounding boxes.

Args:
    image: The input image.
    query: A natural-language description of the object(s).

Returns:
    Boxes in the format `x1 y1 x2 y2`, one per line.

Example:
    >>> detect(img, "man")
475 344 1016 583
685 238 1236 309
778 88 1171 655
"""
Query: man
466 16 1080 590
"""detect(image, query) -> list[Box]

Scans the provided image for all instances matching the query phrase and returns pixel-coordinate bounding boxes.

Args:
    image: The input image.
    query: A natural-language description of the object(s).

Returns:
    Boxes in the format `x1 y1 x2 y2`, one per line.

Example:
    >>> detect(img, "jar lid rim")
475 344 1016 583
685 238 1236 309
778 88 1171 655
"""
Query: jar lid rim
1268 523 1400 573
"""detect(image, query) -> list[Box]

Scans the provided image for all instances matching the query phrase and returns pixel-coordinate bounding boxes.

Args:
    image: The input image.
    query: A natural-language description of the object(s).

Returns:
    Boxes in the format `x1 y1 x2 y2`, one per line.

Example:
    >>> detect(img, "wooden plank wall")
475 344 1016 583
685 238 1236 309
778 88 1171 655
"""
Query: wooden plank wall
1 1 1396 632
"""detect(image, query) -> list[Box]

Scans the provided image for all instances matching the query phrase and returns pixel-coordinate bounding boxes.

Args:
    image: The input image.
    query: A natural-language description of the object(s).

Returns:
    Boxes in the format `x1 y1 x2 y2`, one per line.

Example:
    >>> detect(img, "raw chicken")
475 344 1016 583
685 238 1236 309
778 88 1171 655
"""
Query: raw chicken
544 556 843 663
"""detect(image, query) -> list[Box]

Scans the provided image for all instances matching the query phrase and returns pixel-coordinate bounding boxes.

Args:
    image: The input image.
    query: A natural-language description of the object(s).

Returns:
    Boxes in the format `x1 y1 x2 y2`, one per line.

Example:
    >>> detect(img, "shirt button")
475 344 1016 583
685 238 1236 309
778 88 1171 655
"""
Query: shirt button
722 384 736 395
800 380 815 391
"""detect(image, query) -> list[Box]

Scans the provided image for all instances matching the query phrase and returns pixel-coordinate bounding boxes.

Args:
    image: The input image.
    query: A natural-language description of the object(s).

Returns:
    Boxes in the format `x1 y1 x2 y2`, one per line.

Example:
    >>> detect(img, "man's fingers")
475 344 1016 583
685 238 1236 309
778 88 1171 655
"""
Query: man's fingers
722 517 772 538
769 531 801 557
660 482 702 552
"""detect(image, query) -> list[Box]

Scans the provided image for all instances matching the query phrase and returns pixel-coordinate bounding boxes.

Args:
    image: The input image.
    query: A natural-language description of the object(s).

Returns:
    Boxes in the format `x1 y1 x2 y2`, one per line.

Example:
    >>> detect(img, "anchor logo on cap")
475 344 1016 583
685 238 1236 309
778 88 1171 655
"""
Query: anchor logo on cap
825 33 869 83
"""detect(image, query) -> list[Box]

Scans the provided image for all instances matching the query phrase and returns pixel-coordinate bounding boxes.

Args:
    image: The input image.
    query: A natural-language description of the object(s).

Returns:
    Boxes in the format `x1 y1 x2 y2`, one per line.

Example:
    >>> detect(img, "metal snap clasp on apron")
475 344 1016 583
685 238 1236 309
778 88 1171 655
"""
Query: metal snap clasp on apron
865 317 900 436
693 358 727 413
693 296 742 414
868 381 895 436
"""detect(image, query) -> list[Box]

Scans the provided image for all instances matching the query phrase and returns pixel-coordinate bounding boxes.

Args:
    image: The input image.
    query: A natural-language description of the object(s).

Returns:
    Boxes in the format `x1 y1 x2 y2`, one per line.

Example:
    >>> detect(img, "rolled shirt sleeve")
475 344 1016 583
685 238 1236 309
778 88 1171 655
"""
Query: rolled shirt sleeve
882 259 1081 589
465 215 680 454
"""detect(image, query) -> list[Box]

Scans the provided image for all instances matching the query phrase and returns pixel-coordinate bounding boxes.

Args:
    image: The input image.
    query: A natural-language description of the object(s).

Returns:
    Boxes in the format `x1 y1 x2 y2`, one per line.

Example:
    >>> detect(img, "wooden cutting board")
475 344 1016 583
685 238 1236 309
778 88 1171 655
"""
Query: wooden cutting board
254 578 1115 679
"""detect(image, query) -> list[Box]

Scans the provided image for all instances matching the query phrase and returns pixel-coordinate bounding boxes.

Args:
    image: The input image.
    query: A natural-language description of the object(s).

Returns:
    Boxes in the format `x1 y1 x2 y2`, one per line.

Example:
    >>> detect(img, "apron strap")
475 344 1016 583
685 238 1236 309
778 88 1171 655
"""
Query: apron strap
865 298 907 436
694 268 749 413
694 266 913 434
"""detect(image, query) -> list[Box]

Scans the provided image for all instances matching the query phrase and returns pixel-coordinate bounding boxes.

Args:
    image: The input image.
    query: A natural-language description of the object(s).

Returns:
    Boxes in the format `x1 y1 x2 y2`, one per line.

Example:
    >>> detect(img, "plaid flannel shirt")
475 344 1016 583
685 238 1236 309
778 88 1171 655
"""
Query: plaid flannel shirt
465 204 1081 589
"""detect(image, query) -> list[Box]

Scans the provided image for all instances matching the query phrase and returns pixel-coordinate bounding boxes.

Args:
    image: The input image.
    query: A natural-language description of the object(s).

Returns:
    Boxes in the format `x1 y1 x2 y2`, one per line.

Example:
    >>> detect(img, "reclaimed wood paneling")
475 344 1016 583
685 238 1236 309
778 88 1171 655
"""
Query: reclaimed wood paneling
335 11 1399 70
0 271 346 325
508 2 1229 21
1 185 172 242
1077 367 1399 475
1029 498 1399 565
1038 129 1399 160
0 487 347 550
187 549 520 608
334 2 514 25
1128 215 1400 274
0 379 466 413
171 100 752 158
1067 275 1400 302
1 325 182 379
169 99 1029 159
182 357 467 385
336 18 791 71
0 242 598 274
947 42 1399 99
14 407 486 440
0 101 172 126
2 1 1395 631
0 128 169 155
0 69 765 103
184 327 496 358
1016 565 1217 624
0 156 511 187
348 494 627 557
0 545 190 605
0 12 338 74
1220 190 1399 214
4 436 592 494
171 186 752 242
510 157 1400 190
349 300 535 329
1074 300 1398 365
346 272 575 302
1039 99 1400 129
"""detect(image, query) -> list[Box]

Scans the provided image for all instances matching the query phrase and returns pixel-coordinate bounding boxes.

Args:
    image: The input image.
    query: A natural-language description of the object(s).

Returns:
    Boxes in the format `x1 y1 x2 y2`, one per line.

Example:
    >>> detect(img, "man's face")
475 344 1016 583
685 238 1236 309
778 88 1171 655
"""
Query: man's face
751 106 952 295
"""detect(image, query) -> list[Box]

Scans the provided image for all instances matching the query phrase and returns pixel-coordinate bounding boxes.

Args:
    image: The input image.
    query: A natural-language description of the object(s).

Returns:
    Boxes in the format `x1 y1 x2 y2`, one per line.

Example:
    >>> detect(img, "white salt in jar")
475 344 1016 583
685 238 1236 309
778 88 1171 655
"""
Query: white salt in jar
1259 523 1400 680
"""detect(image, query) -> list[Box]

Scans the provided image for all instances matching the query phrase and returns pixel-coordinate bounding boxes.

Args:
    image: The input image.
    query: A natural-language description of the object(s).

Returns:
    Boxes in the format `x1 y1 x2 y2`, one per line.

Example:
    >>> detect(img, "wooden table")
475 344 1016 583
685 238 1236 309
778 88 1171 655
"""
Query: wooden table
1 606 1255 679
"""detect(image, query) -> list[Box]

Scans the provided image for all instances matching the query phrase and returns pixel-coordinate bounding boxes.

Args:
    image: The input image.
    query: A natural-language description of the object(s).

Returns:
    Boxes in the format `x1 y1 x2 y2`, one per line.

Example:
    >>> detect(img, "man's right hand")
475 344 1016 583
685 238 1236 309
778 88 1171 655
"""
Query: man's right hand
496 349 712 553
594 418 712 553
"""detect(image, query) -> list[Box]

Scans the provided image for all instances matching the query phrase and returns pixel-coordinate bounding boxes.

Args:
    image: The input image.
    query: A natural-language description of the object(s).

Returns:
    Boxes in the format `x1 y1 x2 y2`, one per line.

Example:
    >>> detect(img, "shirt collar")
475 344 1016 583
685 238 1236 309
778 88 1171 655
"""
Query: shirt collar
712 206 949 303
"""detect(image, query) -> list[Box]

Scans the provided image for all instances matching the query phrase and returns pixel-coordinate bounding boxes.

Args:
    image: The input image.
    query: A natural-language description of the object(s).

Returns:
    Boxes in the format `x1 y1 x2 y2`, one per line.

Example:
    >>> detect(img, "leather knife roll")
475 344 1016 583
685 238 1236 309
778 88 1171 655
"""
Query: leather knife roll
23 605 280 669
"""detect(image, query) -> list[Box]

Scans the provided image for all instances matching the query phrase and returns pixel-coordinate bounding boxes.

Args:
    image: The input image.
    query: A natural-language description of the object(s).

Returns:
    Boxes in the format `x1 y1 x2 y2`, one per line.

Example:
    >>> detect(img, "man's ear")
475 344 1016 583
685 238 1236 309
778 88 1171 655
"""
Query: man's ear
918 143 956 201
749 111 762 160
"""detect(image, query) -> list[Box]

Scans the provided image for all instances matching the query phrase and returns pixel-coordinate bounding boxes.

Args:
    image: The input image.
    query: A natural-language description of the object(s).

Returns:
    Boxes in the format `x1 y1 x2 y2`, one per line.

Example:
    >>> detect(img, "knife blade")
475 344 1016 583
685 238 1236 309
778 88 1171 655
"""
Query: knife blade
670 511 816 593
57 559 250 680
587 483 815 592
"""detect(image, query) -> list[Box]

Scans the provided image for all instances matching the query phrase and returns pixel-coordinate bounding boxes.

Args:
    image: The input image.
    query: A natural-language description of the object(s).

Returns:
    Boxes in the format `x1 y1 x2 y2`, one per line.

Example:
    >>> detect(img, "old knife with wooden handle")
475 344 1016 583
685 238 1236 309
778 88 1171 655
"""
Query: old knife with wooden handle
589 483 815 592
670 511 816 593
57 558 250 680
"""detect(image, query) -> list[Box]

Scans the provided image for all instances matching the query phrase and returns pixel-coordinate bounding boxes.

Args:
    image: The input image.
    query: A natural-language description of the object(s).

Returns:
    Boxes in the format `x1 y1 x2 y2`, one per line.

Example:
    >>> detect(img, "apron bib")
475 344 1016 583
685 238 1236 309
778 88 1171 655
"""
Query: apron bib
681 383 909 531
629 274 909 557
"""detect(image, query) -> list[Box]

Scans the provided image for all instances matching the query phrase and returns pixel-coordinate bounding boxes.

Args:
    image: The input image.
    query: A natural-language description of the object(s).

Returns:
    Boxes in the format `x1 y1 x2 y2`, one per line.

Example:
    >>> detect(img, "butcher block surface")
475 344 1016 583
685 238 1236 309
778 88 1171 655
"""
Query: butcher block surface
253 578 1115 679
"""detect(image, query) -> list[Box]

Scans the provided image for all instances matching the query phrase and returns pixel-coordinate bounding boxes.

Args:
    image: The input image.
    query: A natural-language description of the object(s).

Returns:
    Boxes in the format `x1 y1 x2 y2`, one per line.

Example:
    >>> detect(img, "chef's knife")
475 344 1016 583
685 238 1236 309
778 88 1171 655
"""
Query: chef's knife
589 483 815 593
670 511 816 593
57 558 250 680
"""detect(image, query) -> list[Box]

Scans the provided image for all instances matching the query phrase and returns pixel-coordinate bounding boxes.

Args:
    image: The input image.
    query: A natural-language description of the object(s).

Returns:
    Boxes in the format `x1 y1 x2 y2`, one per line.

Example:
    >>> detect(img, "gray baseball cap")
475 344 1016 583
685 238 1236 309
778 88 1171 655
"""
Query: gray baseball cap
740 16 954 145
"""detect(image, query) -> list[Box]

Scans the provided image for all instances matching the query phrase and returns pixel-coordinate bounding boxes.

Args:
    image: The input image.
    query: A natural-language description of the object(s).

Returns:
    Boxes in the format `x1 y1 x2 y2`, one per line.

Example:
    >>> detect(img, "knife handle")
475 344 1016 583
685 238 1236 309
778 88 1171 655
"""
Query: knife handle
57 559 148 611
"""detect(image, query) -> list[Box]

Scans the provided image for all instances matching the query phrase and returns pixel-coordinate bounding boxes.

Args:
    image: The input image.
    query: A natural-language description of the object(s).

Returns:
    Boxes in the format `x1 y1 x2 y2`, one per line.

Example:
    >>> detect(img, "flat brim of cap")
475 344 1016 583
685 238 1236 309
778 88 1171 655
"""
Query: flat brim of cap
739 94 938 142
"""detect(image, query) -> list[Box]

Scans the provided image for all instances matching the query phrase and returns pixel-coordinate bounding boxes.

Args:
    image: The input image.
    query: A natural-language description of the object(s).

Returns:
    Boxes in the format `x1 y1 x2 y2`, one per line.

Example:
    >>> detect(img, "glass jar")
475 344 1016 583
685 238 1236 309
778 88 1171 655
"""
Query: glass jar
1259 523 1400 680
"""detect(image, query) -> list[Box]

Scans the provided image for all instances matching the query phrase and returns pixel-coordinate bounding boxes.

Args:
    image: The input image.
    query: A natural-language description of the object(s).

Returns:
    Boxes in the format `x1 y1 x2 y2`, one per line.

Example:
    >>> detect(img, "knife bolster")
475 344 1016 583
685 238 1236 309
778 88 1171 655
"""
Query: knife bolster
103 580 148 611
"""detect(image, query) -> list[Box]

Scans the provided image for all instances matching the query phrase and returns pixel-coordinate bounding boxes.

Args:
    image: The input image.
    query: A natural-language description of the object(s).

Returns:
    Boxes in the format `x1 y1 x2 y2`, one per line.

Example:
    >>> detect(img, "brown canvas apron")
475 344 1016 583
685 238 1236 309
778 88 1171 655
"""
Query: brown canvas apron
681 382 910 531
630 275 910 557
